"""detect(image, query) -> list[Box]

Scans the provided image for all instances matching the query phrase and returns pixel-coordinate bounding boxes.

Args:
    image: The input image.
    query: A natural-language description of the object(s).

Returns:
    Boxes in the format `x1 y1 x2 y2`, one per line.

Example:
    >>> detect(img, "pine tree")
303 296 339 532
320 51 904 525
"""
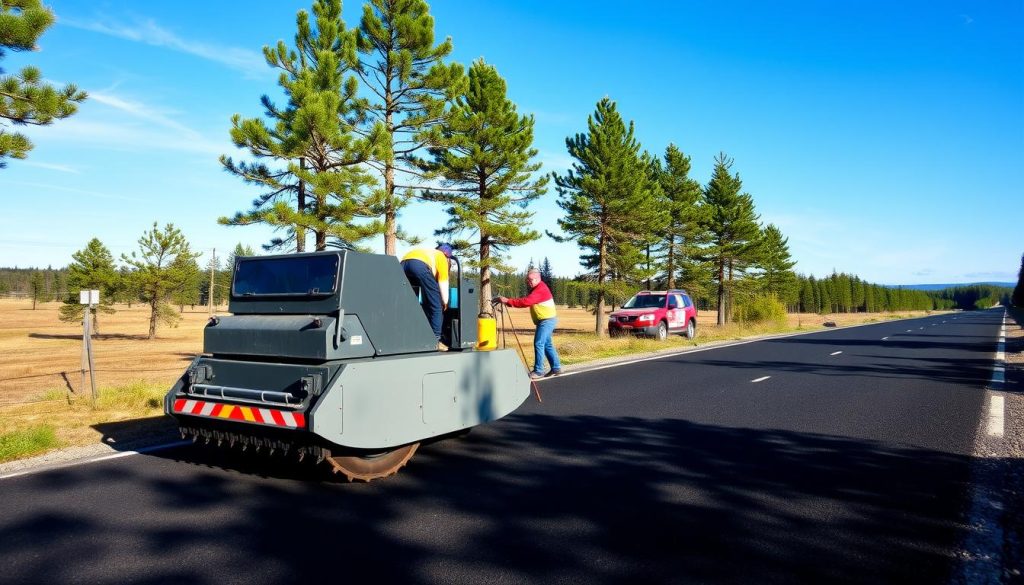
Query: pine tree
417 59 546 312
0 0 86 167
700 153 761 325
551 98 666 335
540 257 554 286
58 238 119 333
122 223 200 339
1012 253 1024 308
220 0 381 252
170 254 202 311
28 270 45 308
356 0 465 255
652 144 706 290
757 224 797 307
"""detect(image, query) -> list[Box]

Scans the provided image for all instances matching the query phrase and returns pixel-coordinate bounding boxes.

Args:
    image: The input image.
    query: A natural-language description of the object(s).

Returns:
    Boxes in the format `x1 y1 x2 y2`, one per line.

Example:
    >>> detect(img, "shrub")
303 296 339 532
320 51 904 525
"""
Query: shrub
734 295 787 325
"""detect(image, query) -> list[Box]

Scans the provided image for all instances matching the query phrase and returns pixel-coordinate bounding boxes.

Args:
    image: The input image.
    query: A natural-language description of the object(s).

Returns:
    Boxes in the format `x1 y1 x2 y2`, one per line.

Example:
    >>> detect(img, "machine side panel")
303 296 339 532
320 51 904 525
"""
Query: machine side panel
340 252 437 355
309 349 529 449
204 314 375 360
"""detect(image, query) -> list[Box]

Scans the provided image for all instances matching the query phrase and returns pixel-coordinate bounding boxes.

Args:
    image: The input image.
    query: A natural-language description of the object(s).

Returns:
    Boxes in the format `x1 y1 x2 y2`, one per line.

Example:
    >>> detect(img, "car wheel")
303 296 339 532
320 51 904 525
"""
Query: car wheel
655 321 668 341
684 319 696 339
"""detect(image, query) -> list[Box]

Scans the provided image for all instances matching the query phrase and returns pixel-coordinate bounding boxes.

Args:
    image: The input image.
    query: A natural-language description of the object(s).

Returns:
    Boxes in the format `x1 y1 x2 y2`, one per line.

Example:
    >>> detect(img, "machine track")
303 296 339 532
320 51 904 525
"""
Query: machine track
325 443 420 482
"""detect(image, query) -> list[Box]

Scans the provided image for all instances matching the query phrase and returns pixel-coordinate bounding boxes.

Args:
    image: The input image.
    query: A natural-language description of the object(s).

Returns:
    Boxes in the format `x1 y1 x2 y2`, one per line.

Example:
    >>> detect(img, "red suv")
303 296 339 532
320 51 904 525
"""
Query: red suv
608 290 698 340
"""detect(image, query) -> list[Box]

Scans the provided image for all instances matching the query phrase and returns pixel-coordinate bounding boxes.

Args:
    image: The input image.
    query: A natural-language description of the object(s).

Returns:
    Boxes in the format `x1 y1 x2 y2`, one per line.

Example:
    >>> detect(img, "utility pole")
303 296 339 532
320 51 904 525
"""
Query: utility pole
208 248 216 315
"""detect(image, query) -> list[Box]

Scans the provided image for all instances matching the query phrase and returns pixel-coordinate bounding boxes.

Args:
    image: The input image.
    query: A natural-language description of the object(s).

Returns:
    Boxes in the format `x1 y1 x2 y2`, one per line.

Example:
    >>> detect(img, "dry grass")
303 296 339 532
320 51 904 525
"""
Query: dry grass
0 297 943 459
0 299 212 405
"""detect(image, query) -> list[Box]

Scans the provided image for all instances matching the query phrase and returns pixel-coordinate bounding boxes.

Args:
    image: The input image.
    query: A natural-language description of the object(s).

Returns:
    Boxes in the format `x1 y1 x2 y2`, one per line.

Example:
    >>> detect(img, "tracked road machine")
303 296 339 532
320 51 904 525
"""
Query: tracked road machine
164 250 530 481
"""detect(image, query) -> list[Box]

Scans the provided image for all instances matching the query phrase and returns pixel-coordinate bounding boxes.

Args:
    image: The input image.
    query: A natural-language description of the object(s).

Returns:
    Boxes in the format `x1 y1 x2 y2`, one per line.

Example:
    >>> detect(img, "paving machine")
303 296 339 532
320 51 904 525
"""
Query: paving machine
164 250 530 481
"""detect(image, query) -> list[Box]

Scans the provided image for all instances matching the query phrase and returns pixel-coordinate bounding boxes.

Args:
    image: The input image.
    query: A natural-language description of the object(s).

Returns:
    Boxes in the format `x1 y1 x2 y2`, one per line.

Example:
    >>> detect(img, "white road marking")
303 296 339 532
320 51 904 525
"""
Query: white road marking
919 327 925 330
830 351 843 356
907 329 913 332
751 376 771 383
881 337 889 341
0 441 192 481
987 395 1005 437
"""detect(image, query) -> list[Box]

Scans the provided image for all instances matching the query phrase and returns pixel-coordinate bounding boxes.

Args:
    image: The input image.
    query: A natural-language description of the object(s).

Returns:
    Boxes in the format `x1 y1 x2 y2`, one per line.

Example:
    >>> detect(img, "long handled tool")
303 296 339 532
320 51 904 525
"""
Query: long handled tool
492 298 543 403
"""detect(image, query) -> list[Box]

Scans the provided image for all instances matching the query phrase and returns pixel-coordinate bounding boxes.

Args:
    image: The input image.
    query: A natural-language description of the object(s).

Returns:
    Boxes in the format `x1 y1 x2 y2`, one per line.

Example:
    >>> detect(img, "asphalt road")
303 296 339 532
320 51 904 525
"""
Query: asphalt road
0 310 1005 584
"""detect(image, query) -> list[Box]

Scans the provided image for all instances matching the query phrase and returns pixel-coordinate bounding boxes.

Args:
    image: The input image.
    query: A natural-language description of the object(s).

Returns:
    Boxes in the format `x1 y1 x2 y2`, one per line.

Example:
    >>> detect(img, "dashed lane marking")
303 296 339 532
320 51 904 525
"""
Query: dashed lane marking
830 351 843 356
751 376 771 383
881 337 889 340
987 395 1005 437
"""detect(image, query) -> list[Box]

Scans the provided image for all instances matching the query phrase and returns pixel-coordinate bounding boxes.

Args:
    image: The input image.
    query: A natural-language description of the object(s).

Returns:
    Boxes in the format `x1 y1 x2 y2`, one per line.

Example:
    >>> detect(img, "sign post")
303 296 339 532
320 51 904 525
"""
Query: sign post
79 290 99 405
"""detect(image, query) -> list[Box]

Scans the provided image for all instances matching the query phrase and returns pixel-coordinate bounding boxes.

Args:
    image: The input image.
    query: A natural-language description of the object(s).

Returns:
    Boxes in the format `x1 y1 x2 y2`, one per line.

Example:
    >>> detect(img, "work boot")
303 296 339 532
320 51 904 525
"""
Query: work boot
545 369 562 378
437 341 448 352
528 371 544 380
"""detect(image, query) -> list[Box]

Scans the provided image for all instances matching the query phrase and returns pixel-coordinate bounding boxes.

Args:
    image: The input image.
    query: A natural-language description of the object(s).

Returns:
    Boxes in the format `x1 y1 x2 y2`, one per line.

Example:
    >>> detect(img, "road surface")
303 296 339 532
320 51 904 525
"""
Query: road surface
0 310 1006 584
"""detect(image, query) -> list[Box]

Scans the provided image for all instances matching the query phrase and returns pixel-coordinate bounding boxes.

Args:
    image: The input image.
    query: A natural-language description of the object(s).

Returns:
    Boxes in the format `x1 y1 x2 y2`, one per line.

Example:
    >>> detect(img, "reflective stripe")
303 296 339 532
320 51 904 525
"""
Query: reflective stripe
281 411 297 427
531 298 557 322
171 398 304 429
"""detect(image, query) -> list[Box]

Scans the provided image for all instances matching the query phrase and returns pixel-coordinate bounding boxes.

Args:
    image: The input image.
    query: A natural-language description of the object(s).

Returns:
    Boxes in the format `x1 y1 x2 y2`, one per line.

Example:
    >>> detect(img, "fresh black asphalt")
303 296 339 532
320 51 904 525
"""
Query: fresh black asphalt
0 310 1004 584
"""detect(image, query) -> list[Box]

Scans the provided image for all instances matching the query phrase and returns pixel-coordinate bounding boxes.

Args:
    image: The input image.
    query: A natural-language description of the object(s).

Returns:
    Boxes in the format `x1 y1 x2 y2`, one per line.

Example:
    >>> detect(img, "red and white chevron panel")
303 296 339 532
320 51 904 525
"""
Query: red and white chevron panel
172 398 306 429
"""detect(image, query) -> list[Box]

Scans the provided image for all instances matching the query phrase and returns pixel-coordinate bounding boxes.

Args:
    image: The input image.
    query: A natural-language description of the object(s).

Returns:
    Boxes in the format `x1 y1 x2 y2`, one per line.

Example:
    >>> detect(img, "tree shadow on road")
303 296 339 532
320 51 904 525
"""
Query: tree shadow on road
1 410 987 585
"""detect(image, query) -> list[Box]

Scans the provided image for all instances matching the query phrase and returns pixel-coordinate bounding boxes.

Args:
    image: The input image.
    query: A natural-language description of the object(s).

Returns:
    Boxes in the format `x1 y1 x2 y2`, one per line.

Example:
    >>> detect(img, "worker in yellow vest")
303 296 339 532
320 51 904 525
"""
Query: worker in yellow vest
401 244 453 347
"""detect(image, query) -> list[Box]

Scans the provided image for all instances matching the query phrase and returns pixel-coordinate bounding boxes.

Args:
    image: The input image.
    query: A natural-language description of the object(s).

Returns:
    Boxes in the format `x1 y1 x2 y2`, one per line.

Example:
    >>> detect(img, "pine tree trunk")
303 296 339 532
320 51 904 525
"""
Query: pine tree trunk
479 237 492 316
148 297 158 339
717 258 726 326
595 230 607 338
645 245 651 290
296 158 306 253
384 86 397 256
666 236 675 289
727 260 734 323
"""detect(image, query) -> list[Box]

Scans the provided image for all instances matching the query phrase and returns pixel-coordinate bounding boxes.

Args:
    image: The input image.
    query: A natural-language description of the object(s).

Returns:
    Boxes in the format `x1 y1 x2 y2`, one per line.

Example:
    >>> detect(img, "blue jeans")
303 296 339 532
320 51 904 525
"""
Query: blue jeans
402 259 443 339
533 318 561 374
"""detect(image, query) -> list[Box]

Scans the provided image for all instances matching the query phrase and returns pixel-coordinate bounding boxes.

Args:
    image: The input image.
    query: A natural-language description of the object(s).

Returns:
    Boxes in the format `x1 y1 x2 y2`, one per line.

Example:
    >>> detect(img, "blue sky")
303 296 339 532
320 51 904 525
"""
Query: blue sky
1 0 1021 284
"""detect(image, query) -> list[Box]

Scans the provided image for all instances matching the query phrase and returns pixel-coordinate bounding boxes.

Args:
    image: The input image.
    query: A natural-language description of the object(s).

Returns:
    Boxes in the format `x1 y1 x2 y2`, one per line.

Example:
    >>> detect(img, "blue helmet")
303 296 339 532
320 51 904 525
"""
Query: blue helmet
437 243 454 257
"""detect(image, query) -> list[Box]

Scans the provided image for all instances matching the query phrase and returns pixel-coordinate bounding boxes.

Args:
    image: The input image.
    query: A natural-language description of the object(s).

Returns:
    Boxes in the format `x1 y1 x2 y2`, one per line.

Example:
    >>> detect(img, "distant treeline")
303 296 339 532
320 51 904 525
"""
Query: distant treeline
484 263 1011 314
2 261 1012 314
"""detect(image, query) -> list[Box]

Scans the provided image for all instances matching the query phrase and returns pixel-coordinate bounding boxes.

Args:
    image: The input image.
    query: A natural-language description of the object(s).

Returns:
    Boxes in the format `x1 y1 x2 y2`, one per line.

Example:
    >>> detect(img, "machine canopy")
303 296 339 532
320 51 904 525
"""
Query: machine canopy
233 254 340 297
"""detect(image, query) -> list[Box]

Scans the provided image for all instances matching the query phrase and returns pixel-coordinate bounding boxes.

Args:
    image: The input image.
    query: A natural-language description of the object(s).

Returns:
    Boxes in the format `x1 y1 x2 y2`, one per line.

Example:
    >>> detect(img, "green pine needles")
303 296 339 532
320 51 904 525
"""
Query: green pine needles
417 59 547 313
0 0 86 168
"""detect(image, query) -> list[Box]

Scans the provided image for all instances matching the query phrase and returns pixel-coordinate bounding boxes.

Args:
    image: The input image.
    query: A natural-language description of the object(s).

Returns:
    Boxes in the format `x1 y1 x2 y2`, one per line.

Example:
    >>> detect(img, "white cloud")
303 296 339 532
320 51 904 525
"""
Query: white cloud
62 17 269 79
19 161 81 174
89 91 202 139
2 180 143 202
26 87 234 156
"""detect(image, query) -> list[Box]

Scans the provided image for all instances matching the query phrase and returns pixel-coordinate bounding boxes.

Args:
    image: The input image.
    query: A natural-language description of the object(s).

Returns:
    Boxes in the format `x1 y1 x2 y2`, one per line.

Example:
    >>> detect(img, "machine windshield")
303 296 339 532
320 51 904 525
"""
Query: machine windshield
622 294 665 309
233 255 339 297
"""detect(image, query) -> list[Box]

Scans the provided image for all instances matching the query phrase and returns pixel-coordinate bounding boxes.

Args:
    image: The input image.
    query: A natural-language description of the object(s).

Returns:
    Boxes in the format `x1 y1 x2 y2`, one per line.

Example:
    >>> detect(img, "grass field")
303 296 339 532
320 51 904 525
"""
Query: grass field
0 297 942 460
